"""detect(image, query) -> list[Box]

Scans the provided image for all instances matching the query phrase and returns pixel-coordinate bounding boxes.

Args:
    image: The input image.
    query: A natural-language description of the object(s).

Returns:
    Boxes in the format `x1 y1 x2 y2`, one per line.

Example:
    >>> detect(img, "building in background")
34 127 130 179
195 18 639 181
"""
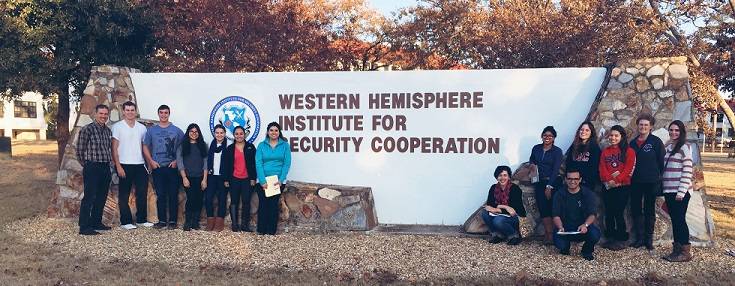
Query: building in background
0 92 48 140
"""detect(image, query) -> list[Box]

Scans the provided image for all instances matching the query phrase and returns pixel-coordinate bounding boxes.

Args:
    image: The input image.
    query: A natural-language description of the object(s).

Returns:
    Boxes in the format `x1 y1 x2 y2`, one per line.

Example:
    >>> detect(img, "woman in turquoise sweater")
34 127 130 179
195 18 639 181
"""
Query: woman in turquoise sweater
255 122 292 235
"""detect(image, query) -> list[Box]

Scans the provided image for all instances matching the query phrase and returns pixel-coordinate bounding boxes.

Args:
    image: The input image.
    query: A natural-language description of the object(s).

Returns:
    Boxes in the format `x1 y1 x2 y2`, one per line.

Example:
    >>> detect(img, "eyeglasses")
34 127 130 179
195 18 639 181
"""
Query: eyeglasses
189 130 199 133
565 177 581 181
542 134 554 138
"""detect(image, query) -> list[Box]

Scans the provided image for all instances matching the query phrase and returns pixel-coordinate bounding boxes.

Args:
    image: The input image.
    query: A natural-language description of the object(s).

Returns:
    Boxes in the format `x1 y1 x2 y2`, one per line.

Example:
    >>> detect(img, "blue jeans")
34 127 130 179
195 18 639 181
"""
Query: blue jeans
152 167 180 224
480 211 520 238
553 224 601 255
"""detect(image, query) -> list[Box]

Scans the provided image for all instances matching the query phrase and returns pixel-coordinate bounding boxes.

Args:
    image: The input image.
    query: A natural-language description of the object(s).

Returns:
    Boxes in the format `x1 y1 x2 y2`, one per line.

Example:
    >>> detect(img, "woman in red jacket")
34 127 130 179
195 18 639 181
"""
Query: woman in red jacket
598 125 636 251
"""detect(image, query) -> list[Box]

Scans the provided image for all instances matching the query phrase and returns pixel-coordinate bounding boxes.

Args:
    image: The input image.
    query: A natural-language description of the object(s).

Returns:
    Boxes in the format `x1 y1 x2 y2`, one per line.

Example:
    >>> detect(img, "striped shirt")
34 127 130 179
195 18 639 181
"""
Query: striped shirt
662 143 693 195
76 121 113 163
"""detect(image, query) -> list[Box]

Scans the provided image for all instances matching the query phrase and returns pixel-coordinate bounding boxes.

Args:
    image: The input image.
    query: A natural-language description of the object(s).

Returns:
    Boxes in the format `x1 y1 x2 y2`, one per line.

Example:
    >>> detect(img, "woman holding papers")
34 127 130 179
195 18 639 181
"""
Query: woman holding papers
255 122 292 235
222 126 257 232
598 125 636 251
481 166 527 245
176 123 209 231
529 126 564 245
661 120 694 262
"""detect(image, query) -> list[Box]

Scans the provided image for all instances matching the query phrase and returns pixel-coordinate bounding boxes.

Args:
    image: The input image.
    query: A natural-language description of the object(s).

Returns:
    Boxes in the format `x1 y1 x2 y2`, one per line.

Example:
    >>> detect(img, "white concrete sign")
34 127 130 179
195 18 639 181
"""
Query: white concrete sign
131 68 606 225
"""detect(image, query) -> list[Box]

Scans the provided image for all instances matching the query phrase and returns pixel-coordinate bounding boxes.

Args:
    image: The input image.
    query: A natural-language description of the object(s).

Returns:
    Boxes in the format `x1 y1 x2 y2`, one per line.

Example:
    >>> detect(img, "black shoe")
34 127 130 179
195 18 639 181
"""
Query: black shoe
240 225 252 232
507 237 522 245
183 221 192 231
231 224 240 232
630 239 644 248
92 224 112 231
153 222 167 229
167 222 177 230
79 228 100 236
582 253 595 261
488 236 504 244
560 249 571 255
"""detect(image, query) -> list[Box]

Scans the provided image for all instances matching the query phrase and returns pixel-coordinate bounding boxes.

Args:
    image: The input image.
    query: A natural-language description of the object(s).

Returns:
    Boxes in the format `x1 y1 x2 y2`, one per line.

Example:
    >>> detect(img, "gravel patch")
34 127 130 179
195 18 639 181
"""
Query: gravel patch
6 216 735 282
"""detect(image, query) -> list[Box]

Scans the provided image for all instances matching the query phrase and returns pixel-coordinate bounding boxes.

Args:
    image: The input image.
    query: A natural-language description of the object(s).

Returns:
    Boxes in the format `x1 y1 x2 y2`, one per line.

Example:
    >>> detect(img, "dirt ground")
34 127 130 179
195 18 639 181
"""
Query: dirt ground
1 141 734 285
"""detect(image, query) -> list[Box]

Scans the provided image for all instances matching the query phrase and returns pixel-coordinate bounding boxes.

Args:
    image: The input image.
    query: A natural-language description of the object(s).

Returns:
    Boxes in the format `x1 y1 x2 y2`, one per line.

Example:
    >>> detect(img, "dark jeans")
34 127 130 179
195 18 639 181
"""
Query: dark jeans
118 164 149 225
665 192 691 245
480 211 520 238
152 167 180 224
603 185 630 240
79 162 112 230
230 178 253 227
630 182 658 220
205 175 227 218
554 224 601 255
184 176 204 225
257 184 282 235
533 181 553 218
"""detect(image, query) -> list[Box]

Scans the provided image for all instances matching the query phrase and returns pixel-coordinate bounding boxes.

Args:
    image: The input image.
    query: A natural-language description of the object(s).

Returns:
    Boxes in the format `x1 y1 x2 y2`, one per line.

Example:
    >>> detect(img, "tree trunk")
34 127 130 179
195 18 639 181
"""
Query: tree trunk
56 86 70 163
647 0 701 67
720 98 735 138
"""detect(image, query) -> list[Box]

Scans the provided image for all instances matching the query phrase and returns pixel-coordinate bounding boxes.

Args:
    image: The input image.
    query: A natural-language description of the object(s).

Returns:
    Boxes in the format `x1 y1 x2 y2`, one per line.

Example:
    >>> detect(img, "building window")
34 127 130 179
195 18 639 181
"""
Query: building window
14 101 37 118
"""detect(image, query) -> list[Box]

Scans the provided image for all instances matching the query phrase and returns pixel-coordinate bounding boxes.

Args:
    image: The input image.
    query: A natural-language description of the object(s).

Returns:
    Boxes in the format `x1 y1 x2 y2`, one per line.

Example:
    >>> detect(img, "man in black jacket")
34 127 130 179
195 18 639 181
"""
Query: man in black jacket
552 168 601 261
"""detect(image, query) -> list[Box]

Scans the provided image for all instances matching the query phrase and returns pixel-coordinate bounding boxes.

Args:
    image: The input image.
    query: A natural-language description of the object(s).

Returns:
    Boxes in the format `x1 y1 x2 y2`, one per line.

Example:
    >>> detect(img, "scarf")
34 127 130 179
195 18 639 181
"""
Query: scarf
494 182 511 206
207 139 228 172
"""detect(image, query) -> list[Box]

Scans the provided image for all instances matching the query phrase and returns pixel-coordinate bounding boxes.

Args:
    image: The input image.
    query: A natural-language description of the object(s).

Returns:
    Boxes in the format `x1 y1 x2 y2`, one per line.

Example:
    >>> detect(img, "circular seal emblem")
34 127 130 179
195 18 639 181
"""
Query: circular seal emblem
209 96 260 143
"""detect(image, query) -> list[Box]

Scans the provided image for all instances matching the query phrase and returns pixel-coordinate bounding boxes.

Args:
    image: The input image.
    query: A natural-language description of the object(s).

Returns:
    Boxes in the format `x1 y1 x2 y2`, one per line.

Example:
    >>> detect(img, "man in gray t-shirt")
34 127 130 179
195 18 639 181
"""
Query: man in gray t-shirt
143 105 184 229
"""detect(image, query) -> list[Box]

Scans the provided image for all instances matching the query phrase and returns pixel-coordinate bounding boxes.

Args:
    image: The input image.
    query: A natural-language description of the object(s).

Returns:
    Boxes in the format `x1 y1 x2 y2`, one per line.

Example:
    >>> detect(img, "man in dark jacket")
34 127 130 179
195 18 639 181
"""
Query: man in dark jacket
552 168 600 261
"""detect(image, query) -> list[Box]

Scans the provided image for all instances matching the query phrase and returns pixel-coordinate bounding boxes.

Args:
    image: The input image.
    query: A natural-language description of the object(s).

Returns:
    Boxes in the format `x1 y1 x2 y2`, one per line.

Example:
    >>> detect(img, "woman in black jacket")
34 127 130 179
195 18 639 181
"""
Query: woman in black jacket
564 121 601 190
480 165 527 245
204 124 228 231
221 126 257 232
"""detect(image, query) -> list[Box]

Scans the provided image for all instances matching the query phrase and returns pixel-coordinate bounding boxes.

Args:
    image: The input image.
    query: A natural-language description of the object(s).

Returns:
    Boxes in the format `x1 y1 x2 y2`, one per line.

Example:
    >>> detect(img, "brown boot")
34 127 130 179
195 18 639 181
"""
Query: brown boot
668 244 693 262
662 242 681 261
214 217 225 232
205 217 215 231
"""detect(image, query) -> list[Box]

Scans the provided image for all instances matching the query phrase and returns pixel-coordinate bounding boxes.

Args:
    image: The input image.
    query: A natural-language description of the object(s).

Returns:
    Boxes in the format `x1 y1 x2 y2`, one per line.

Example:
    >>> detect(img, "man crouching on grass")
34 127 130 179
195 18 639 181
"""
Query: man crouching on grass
552 168 601 261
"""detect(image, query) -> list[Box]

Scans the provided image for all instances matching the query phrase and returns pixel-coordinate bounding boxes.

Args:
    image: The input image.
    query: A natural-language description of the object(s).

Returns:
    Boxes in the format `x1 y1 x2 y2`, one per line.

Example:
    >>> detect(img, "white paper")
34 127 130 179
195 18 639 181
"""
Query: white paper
557 231 582 235
488 212 511 218
265 175 280 197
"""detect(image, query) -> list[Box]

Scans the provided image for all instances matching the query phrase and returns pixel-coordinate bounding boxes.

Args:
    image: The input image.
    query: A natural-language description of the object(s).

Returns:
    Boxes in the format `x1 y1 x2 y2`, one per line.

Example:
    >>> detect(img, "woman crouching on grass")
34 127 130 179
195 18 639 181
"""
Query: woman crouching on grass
661 120 694 262
481 165 526 245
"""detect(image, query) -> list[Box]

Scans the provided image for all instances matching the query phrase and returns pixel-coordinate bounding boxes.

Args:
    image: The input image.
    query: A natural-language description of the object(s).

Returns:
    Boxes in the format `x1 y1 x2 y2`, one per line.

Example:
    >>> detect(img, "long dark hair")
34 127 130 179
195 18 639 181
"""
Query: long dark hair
669 120 687 155
570 121 598 159
610 125 629 163
182 123 207 157
266 122 286 141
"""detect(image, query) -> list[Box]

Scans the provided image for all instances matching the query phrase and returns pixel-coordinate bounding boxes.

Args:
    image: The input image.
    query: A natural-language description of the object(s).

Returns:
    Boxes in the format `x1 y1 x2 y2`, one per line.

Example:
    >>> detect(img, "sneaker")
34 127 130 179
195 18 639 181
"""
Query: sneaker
140 222 155 227
92 224 112 231
79 228 100 236
560 249 571 255
153 222 167 229
121 224 138 230
582 253 595 261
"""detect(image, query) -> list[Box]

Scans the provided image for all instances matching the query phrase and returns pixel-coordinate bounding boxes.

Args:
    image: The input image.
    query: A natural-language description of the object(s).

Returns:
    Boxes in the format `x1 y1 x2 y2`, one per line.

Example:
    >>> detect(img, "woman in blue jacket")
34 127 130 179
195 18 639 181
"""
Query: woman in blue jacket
529 126 564 245
255 122 292 235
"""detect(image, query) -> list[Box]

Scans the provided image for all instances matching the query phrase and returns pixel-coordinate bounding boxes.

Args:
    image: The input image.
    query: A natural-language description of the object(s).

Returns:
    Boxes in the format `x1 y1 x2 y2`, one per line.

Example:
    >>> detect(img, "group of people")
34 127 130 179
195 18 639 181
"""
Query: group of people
76 102 291 236
480 114 694 262
76 102 695 262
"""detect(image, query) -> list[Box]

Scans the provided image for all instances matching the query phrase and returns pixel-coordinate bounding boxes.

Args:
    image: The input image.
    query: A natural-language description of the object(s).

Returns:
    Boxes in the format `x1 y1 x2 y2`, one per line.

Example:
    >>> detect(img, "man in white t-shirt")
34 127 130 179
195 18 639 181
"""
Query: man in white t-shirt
112 101 152 230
